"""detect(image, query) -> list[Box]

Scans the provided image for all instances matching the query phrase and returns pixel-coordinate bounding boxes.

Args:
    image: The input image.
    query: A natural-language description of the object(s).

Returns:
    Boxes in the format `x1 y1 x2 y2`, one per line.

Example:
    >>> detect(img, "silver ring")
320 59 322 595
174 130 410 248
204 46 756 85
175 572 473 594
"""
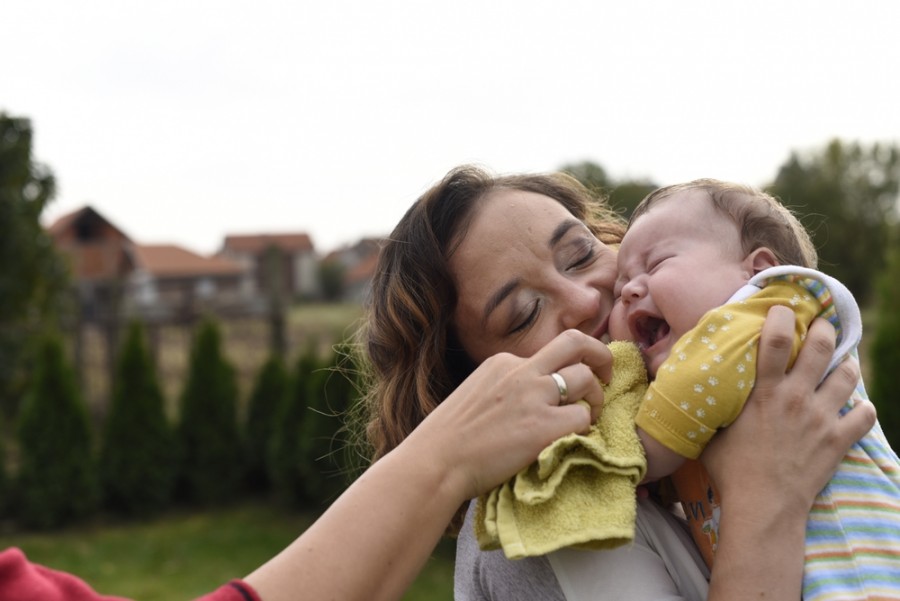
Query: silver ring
550 372 568 404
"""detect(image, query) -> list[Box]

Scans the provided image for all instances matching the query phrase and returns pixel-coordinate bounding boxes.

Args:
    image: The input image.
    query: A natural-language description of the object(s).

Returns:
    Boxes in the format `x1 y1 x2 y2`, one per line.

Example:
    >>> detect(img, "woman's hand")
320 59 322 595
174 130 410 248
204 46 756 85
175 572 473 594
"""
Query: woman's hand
408 329 612 502
702 305 875 509
703 305 876 601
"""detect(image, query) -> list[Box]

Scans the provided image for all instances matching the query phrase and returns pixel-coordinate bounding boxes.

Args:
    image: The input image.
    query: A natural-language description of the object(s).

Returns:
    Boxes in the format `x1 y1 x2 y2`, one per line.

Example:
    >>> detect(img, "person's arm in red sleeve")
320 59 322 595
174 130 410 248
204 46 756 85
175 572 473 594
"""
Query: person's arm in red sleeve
0 547 130 601
0 547 263 601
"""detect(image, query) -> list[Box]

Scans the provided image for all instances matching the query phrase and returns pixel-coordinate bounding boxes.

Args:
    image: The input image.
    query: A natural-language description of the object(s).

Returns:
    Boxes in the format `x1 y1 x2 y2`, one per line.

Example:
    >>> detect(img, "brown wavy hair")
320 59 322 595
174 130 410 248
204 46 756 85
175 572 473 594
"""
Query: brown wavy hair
356 164 625 533
631 178 818 268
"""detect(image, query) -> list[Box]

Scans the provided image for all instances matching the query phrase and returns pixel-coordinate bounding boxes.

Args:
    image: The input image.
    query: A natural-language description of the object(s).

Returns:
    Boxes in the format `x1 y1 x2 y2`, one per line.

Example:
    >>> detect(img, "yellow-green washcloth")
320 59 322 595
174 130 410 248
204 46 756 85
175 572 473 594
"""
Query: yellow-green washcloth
475 341 649 559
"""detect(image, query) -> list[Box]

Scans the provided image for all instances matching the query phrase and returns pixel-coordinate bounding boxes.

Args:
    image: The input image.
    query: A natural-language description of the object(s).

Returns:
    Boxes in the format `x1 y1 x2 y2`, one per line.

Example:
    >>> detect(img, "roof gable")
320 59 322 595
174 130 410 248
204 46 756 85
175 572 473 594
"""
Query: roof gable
47 205 132 243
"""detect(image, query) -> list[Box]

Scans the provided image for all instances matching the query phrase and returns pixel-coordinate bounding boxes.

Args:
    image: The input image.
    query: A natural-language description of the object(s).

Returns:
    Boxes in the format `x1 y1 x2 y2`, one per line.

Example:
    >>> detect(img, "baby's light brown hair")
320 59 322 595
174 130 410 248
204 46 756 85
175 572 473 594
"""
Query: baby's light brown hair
630 178 817 268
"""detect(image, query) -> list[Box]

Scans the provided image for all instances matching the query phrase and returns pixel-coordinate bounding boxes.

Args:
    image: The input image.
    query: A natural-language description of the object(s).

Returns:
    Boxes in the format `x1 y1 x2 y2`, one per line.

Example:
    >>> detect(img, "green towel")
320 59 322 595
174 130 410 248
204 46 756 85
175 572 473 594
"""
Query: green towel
475 341 649 559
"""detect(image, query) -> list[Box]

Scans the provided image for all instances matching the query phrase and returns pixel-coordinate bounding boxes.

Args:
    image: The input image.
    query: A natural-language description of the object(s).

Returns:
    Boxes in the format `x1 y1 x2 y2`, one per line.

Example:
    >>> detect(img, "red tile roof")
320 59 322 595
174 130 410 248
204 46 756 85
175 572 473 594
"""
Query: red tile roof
222 233 314 254
47 205 131 241
132 244 245 278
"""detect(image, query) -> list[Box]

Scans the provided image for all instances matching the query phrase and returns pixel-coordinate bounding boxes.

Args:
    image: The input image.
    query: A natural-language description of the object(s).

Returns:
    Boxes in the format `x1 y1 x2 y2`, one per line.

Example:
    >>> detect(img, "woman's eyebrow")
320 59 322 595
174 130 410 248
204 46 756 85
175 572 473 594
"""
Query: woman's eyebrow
549 219 582 248
482 278 521 328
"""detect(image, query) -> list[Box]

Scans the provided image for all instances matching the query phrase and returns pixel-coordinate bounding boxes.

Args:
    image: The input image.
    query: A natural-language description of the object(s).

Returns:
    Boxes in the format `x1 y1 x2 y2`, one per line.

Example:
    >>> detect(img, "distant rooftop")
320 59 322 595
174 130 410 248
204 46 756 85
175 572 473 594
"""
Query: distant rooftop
222 233 314 254
132 244 244 277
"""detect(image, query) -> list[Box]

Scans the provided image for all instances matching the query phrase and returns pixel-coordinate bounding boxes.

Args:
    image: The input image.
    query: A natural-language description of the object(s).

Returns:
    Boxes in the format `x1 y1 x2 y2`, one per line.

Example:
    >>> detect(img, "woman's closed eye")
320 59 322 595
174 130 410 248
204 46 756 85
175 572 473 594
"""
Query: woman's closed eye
566 240 597 271
509 299 540 334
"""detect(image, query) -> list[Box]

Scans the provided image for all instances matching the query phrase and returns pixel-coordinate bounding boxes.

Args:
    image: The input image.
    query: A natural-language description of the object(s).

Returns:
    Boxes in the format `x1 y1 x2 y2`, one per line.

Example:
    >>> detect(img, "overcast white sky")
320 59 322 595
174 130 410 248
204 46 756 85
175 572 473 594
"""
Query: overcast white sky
4 0 899 255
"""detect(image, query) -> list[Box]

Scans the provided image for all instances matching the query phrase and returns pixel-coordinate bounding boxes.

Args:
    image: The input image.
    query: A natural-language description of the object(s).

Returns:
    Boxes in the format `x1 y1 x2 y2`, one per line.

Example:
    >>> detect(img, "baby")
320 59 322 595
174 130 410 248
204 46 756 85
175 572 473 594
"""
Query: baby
609 179 900 601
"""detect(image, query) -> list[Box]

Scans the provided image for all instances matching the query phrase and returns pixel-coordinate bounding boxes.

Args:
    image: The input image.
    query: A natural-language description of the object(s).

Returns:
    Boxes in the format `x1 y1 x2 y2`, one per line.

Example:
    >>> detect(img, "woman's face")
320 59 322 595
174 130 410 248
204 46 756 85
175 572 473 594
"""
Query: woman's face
449 188 619 363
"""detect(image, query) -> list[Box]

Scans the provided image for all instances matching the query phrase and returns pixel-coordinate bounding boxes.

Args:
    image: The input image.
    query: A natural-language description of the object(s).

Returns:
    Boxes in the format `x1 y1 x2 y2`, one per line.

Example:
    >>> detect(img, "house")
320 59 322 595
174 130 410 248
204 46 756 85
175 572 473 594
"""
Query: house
47 206 135 321
128 244 254 321
47 206 254 321
321 237 382 303
219 233 320 301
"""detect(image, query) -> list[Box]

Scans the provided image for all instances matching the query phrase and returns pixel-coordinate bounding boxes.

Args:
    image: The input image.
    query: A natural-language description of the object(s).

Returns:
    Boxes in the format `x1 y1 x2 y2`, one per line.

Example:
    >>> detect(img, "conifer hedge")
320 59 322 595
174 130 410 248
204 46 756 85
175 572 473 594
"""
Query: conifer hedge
0 416 7 514
99 321 177 516
298 345 360 507
269 344 320 507
176 318 243 505
16 334 97 528
244 354 288 492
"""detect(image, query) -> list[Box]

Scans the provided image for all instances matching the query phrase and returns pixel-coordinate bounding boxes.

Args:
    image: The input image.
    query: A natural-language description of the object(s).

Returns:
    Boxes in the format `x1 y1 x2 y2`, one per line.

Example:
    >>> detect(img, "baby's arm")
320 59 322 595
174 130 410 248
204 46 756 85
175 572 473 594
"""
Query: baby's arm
638 428 686 481
636 280 820 478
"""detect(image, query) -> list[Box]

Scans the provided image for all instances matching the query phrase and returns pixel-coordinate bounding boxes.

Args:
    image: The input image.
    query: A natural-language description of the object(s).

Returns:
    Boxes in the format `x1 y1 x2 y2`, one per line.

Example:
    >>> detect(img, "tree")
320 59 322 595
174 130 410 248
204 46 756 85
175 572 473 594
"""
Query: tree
244 353 289 492
0 415 7 514
0 114 70 416
768 139 900 304
99 320 177 516
16 334 97 528
560 160 657 221
263 246 288 357
318 258 346 302
297 344 360 506
176 318 243 504
269 343 320 507
870 232 900 448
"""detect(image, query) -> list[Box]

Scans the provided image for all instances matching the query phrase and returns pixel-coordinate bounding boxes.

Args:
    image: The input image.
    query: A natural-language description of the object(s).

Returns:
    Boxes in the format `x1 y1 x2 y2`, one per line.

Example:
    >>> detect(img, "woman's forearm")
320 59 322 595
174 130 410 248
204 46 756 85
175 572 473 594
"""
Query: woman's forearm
244 434 466 601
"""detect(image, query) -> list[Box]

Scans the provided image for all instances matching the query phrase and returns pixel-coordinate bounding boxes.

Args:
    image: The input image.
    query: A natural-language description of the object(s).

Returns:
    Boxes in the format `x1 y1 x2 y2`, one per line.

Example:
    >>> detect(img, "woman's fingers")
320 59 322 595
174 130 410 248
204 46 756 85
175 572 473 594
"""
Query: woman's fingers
754 305 804 389
550 364 605 424
533 329 614 383
531 329 611 423
817 355 876 444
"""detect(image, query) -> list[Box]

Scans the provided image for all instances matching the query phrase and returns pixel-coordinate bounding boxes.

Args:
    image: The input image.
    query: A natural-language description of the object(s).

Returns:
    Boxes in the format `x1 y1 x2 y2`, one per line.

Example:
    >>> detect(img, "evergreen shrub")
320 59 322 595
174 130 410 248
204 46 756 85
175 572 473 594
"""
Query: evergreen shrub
99 321 177 516
244 354 288 492
176 318 243 504
269 343 320 507
16 334 97 528
298 344 360 507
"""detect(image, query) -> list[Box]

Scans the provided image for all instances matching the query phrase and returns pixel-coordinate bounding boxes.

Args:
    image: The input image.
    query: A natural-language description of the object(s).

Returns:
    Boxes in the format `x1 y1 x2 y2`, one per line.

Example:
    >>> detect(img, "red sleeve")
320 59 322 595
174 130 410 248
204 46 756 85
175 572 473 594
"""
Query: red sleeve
0 547 131 601
193 580 262 601
0 548 262 601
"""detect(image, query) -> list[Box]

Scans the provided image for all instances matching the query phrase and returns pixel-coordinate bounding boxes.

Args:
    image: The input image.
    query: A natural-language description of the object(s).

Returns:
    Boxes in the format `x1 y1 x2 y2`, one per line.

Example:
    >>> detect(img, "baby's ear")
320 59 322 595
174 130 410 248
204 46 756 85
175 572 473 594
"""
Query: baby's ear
744 247 778 275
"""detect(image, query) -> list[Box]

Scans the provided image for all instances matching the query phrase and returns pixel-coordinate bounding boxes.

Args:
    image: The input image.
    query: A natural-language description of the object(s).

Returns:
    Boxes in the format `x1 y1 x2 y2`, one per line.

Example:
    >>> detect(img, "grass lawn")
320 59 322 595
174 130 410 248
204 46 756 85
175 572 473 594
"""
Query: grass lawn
0 500 454 601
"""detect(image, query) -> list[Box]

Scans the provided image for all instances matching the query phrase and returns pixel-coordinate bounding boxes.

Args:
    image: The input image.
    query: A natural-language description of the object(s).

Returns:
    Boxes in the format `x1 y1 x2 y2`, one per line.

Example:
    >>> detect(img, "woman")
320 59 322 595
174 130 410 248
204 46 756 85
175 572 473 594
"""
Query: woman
362 165 873 600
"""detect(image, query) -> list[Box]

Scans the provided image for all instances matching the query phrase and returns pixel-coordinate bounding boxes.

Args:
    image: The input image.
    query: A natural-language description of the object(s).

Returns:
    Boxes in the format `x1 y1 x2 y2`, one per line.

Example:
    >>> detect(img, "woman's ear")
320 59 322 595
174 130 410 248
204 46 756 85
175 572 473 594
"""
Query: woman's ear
743 247 778 276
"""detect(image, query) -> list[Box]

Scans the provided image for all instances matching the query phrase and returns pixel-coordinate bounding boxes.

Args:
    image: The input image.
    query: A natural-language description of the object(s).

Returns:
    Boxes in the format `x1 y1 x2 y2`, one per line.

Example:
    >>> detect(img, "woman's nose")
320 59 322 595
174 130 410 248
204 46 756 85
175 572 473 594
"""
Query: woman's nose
560 281 601 330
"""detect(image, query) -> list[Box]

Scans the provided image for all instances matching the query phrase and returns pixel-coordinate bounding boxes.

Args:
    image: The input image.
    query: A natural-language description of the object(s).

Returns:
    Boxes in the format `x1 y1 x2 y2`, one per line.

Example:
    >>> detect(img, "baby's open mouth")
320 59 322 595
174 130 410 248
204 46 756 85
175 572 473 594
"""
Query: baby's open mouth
634 315 670 352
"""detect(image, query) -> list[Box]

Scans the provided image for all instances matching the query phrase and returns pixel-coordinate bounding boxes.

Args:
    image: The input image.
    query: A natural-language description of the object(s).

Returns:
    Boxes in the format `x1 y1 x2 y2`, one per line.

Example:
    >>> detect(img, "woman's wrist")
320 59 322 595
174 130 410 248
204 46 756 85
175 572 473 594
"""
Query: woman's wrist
710 490 807 600
394 423 475 508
